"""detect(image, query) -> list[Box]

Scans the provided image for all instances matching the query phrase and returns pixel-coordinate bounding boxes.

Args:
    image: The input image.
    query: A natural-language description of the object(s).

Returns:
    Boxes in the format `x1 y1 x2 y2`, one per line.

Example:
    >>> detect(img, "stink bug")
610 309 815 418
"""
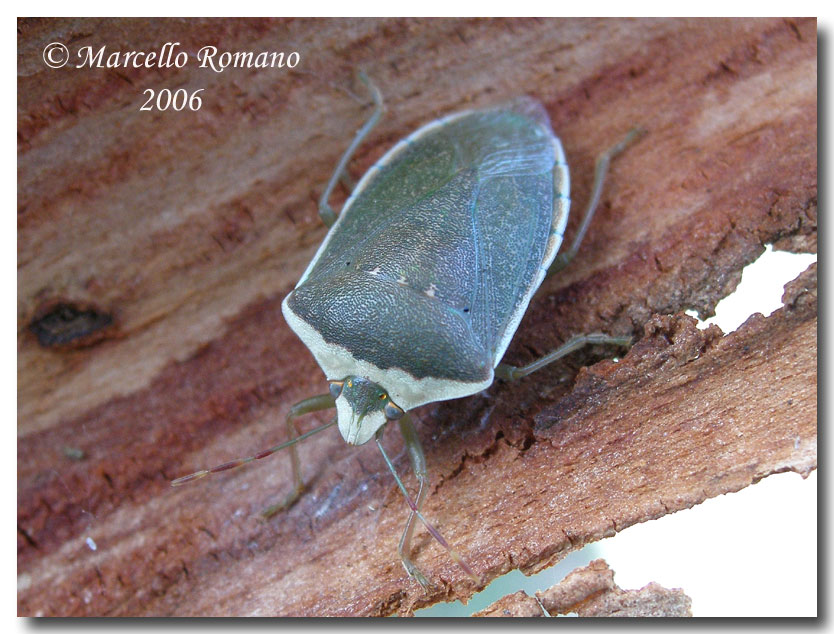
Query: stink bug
173 75 641 589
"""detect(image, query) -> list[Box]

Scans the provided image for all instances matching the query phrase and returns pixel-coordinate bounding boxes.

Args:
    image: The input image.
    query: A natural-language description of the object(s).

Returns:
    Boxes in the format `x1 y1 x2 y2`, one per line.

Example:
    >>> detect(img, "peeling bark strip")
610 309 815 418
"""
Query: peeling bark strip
474 559 692 617
18 18 815 616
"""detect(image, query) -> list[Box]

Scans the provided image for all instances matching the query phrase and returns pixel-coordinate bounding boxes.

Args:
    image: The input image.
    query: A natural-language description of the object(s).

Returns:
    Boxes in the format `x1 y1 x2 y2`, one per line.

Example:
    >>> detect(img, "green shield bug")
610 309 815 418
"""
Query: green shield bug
173 75 641 589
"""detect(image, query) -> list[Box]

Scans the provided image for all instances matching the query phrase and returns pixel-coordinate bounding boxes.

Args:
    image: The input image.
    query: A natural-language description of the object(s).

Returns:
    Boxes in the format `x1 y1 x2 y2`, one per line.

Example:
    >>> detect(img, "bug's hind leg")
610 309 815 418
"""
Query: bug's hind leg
495 333 632 382
261 393 336 518
318 72 385 228
508 131 644 384
548 127 645 276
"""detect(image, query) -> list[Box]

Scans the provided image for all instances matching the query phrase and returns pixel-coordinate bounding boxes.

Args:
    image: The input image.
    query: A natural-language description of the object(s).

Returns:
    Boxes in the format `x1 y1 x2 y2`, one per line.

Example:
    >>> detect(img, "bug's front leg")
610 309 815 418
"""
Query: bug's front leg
375 420 479 591
396 414 432 591
261 393 336 518
171 394 337 519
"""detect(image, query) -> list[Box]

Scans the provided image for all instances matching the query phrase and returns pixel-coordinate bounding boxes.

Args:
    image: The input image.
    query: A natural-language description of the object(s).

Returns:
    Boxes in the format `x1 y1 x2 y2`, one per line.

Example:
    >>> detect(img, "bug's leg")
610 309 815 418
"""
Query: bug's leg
548 127 645 276
396 414 432 590
339 171 356 192
318 72 385 228
261 393 337 518
171 394 336 487
375 427 480 589
171 393 336 515
495 333 632 381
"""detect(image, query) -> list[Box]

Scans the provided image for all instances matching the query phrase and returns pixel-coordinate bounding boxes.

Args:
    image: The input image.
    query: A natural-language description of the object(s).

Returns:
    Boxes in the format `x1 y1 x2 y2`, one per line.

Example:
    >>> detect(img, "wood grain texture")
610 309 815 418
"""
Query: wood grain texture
18 18 816 616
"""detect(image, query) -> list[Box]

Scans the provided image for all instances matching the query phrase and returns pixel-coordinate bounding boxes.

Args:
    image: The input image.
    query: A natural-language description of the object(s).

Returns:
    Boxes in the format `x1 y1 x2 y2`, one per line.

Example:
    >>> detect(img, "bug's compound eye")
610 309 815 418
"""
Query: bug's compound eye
329 381 344 398
383 401 404 420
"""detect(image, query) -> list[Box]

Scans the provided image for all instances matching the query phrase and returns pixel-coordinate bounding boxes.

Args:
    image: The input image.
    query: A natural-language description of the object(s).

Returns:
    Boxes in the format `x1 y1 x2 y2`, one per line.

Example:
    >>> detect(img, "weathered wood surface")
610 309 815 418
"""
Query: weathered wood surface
474 559 692 617
18 18 816 616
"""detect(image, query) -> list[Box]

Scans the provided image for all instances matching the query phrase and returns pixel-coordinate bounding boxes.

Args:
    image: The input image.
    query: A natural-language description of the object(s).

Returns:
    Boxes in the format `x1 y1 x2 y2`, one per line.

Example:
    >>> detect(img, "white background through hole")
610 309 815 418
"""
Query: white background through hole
417 246 817 617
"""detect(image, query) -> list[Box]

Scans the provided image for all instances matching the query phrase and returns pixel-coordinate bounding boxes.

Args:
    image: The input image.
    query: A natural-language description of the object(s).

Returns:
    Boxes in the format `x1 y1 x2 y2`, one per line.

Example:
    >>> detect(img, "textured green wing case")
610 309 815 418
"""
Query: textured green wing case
287 98 563 381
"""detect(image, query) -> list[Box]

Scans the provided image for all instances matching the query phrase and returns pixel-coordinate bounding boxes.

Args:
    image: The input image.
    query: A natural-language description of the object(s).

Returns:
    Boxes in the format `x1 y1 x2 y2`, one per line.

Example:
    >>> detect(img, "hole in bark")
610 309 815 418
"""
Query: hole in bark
685 244 816 334
28 302 114 348
415 548 602 616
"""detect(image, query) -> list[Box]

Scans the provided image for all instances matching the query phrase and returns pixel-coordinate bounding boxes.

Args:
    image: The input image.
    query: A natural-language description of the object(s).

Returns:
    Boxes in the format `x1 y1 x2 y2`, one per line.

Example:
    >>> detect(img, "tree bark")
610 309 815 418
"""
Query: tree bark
474 559 692 617
18 17 816 616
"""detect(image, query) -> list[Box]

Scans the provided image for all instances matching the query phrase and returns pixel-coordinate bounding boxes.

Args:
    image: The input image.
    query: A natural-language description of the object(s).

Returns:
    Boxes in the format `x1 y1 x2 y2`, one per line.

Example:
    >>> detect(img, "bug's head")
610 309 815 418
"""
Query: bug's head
329 376 405 445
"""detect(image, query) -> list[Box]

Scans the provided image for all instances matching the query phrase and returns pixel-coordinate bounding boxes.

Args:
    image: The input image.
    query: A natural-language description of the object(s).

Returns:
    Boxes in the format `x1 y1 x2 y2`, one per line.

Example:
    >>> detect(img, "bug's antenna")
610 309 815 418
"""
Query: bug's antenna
171 417 337 486
374 432 480 583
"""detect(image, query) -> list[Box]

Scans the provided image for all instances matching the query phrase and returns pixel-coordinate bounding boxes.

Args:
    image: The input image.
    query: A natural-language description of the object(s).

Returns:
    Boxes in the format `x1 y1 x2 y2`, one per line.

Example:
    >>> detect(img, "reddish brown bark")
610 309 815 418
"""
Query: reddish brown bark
475 559 692 617
18 18 816 616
